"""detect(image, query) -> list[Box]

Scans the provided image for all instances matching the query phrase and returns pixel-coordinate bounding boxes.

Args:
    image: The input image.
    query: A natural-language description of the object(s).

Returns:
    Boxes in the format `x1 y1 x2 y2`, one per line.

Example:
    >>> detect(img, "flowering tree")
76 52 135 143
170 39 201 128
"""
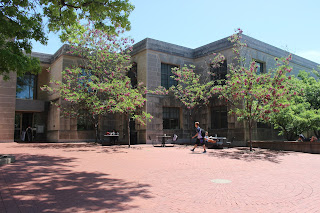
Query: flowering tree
213 30 296 150
170 65 214 109
42 24 152 146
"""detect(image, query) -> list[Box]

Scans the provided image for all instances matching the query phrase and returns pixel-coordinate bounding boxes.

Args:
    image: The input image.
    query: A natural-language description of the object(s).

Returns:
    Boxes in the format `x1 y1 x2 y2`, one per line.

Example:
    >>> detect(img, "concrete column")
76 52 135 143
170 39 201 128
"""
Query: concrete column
0 73 16 142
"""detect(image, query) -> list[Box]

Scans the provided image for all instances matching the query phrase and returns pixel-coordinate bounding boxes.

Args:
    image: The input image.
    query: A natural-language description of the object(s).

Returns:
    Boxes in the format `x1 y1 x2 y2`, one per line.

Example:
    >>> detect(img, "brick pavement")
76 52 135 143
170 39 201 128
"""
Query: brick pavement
0 142 320 213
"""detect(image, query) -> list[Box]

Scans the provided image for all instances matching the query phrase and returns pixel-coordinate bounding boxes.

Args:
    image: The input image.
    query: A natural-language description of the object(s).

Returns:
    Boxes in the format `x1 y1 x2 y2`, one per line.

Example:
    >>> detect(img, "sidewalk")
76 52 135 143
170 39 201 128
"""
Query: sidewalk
1 142 320 212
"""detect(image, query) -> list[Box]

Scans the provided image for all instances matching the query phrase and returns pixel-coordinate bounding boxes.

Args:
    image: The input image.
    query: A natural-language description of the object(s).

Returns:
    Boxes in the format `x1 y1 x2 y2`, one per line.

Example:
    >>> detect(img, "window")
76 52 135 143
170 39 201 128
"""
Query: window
127 62 137 88
210 60 227 85
161 63 178 89
77 111 94 131
257 122 270 128
255 60 265 74
16 74 37 99
163 107 180 129
211 106 228 129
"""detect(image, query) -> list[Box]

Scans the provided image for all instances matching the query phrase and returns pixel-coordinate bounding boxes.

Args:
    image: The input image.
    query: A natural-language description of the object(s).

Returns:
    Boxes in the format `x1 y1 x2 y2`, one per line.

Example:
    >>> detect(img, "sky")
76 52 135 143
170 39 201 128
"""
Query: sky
32 0 320 64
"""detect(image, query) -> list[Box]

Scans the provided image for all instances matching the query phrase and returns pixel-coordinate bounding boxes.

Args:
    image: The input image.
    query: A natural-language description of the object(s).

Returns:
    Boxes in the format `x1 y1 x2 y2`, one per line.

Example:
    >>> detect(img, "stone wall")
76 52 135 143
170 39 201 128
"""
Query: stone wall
252 141 320 154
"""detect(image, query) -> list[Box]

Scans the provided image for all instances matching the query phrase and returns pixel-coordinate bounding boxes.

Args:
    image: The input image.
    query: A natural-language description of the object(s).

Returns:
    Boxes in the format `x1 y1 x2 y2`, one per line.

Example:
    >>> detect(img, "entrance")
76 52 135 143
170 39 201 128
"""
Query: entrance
14 113 33 141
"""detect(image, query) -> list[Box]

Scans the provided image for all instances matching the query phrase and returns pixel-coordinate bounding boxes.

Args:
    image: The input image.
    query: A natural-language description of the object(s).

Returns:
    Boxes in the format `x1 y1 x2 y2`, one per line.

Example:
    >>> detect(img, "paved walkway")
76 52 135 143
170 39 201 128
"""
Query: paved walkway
0 142 320 213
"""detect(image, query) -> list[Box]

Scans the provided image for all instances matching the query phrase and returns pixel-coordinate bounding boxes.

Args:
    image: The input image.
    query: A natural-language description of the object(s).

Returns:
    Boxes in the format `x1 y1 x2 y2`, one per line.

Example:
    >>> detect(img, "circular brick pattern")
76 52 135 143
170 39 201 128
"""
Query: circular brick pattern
210 179 232 183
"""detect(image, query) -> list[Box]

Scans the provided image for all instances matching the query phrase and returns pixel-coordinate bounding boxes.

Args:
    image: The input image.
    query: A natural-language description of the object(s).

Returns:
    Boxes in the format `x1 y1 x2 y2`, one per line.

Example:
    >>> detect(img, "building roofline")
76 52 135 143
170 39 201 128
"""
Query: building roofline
32 35 319 70
132 35 319 70
241 34 319 70
31 44 70 64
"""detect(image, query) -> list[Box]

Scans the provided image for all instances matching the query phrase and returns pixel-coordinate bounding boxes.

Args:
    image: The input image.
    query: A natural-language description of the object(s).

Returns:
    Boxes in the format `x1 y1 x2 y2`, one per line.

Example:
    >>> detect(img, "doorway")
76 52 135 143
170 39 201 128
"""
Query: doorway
129 118 137 145
14 113 33 141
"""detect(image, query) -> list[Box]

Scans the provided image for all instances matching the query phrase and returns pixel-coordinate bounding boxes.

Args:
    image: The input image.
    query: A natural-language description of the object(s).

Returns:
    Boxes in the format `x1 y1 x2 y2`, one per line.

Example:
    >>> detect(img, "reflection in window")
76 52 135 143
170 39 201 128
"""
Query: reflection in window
163 107 180 129
161 63 178 89
16 74 36 99
210 60 227 85
211 106 228 129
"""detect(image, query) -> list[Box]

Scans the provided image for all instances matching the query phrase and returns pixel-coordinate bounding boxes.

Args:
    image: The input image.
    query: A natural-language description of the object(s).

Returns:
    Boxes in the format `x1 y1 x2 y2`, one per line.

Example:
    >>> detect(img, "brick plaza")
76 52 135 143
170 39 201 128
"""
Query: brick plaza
1 142 319 213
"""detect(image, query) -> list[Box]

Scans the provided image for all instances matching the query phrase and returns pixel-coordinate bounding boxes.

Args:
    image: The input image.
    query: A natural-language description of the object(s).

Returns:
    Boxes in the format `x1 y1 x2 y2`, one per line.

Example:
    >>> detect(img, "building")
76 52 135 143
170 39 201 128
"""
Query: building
0 35 318 144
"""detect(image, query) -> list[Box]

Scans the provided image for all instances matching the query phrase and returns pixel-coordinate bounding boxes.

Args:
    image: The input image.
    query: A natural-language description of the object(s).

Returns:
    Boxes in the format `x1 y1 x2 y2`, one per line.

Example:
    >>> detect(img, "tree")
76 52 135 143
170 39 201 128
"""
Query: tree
41 24 151 146
213 30 295 151
300 70 320 137
0 0 134 79
270 71 320 139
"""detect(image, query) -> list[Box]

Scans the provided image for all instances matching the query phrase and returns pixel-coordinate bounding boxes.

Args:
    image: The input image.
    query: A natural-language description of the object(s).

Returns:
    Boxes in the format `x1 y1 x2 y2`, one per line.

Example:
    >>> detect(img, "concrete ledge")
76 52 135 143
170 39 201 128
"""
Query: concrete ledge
0 155 16 166
251 141 320 154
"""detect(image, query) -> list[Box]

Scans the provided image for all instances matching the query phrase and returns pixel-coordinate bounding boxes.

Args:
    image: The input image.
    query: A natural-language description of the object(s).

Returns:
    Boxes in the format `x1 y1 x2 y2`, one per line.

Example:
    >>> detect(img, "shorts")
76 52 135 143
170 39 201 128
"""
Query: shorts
196 138 205 145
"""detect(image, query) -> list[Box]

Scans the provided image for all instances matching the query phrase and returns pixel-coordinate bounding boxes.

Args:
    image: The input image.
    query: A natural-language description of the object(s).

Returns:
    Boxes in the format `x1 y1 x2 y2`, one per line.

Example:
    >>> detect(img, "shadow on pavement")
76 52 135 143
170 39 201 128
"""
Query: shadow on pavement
0 154 152 212
14 143 139 154
208 147 292 163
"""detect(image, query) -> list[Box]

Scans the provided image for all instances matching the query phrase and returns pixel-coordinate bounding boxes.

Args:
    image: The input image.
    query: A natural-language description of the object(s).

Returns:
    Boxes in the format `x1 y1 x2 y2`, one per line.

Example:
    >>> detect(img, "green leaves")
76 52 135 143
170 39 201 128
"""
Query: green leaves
0 0 45 79
269 71 320 140
0 0 134 79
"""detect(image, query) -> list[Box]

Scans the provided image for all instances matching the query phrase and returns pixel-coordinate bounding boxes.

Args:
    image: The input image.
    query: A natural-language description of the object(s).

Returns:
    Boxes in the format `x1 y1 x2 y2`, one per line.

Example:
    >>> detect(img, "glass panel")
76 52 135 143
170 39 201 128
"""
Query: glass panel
257 122 270 128
163 107 180 129
161 63 177 89
14 113 21 141
16 74 36 99
255 61 264 74
210 60 227 85
211 106 228 129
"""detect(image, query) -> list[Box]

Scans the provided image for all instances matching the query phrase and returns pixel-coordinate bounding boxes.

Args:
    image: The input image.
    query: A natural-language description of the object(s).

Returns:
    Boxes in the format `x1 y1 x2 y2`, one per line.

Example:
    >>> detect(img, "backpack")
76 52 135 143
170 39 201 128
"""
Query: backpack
200 128 206 138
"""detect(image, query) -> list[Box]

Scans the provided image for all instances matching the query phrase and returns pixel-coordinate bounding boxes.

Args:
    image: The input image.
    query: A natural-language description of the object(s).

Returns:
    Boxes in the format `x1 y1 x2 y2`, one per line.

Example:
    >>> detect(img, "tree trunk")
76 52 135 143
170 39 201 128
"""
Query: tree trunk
189 109 192 144
248 120 252 151
93 115 100 143
127 114 131 148
94 122 99 143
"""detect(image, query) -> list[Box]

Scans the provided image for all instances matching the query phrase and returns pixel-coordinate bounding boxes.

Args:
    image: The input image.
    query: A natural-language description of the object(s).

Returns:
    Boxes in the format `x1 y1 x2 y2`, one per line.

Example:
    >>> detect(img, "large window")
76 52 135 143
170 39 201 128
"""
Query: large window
77 111 94 131
163 107 180 129
210 60 227 84
16 74 37 99
211 106 228 129
161 63 177 89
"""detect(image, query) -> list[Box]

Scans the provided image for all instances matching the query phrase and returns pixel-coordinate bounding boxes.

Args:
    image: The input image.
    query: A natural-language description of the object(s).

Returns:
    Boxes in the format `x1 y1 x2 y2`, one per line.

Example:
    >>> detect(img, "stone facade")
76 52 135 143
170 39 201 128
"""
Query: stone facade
0 35 318 144
132 36 319 145
0 73 16 142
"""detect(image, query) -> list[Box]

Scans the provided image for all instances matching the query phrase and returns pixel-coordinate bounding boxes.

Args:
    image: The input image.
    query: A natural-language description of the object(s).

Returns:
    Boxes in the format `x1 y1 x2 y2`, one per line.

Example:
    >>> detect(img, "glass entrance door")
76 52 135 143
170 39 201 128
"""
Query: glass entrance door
14 113 34 141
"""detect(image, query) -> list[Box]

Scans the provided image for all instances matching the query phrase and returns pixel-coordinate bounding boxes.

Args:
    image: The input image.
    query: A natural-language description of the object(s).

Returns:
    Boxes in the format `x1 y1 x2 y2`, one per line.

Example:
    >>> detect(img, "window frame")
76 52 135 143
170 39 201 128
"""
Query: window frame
77 111 94 131
161 63 178 89
210 60 227 85
16 73 37 100
211 106 228 129
253 60 265 74
163 107 180 130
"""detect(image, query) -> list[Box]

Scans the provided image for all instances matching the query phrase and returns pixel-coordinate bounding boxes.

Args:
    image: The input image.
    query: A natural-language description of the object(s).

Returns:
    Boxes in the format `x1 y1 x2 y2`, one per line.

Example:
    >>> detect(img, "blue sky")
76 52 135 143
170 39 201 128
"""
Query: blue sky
32 0 320 64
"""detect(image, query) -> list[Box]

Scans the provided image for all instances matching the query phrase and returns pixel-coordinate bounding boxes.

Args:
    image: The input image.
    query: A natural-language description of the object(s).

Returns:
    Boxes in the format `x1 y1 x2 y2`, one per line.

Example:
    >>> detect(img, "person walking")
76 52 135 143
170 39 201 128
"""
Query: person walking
26 125 32 142
191 122 206 153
